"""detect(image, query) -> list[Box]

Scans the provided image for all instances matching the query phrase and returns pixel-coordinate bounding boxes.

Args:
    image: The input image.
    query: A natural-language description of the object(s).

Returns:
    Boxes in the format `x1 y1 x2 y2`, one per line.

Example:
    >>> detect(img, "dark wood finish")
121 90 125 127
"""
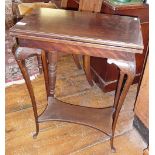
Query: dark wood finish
10 9 143 50
41 50 49 97
10 8 143 151
12 0 57 97
61 0 83 72
38 97 114 136
12 43 40 138
61 0 79 10
83 55 94 86
65 1 149 92
108 57 136 151
18 38 138 60
48 51 58 97
91 2 149 92
76 0 103 86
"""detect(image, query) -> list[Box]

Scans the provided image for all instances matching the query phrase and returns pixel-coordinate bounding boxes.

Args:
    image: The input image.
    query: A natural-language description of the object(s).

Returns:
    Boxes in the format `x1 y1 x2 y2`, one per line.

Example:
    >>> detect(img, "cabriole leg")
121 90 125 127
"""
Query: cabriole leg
16 59 39 138
12 44 39 138
108 57 136 152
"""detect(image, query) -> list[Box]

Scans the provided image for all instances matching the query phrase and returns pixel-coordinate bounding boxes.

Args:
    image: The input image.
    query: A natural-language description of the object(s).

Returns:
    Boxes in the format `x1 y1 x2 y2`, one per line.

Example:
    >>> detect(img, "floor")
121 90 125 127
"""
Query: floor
6 55 147 155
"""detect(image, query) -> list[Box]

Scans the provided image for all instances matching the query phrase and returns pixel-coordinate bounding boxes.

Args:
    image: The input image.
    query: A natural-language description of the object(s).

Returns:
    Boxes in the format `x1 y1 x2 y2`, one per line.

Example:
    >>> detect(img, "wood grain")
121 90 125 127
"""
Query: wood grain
10 8 143 50
90 2 149 92
9 8 143 151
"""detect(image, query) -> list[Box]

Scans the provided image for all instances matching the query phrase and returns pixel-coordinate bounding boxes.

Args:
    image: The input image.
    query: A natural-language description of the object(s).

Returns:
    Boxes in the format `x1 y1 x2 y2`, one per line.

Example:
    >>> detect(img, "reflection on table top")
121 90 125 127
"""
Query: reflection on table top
10 8 143 51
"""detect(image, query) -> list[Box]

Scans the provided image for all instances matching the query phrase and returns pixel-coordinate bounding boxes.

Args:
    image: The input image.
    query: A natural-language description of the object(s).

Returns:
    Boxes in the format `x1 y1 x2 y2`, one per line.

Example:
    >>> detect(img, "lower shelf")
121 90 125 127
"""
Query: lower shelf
38 97 114 136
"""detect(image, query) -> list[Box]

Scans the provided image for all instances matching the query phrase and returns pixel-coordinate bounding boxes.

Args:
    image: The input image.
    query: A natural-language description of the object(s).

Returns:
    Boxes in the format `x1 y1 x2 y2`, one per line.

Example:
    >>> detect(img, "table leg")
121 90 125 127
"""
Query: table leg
108 57 136 152
12 44 45 138
37 54 43 74
41 50 49 97
47 51 58 98
83 55 94 86
13 50 39 138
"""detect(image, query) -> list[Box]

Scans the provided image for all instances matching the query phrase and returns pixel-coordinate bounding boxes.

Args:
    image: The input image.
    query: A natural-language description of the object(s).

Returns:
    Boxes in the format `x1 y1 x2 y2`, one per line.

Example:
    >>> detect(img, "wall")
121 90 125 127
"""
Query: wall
135 56 149 128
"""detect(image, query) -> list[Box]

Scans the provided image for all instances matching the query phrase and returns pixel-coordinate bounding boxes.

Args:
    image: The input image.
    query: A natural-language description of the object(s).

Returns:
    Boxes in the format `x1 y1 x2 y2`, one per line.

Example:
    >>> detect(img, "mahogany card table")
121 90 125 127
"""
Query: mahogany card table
10 8 143 151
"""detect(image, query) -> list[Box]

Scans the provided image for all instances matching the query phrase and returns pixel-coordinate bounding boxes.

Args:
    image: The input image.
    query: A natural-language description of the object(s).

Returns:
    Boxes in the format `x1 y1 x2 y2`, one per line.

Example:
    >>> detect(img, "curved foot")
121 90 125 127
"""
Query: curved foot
33 132 38 139
110 137 116 153
111 146 116 153
88 80 94 87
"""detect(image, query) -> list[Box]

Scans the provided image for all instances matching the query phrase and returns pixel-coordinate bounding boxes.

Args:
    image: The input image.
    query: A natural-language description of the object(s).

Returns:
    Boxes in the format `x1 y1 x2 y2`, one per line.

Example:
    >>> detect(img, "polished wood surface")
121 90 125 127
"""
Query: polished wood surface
61 0 103 86
78 0 103 86
65 0 148 92
17 38 137 60
10 8 143 151
91 3 149 92
38 97 114 136
10 8 143 51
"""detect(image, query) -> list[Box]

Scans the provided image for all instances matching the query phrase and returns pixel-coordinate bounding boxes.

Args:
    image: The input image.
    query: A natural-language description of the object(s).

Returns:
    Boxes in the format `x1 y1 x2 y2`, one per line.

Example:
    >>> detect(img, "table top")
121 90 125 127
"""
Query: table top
10 8 143 52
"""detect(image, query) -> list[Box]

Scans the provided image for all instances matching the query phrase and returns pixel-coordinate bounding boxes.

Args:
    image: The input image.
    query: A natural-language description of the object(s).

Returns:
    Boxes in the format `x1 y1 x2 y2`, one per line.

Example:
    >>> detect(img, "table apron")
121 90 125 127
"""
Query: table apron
17 38 138 61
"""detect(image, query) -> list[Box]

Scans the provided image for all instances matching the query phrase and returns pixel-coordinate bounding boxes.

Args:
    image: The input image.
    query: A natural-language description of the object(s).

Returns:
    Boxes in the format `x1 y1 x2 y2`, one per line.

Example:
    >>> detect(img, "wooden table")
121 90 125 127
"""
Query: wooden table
91 1 149 92
10 8 143 152
64 0 149 92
